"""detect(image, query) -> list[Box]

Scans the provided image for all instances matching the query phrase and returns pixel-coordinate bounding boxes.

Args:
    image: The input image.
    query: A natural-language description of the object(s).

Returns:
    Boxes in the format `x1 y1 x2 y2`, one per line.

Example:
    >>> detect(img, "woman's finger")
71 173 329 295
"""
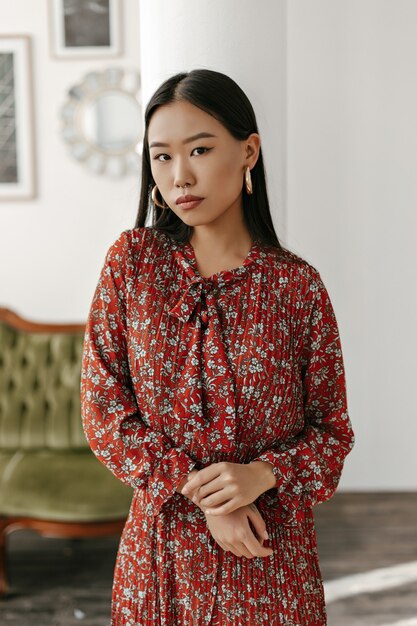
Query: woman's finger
203 497 240 515
196 487 232 508
193 476 227 500
234 541 253 558
223 542 243 558
215 539 229 552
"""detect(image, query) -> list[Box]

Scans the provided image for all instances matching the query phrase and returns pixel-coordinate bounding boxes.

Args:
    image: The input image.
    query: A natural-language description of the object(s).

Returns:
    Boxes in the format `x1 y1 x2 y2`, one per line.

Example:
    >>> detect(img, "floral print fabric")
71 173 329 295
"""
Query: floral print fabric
80 226 355 625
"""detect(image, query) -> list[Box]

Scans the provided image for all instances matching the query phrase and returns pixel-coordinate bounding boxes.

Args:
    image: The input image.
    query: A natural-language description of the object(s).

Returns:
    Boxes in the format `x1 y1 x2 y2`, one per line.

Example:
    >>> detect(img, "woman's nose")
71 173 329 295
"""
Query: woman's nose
173 160 194 188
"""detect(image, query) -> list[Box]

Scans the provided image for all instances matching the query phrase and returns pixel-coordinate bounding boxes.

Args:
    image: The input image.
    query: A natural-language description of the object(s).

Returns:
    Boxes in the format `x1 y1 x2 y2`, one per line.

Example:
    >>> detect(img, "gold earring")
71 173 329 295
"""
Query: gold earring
152 185 169 209
245 166 253 195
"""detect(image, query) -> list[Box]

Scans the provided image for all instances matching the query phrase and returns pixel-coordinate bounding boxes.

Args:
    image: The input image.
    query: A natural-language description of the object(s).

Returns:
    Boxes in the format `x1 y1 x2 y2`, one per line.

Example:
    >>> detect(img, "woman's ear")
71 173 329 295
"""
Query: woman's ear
244 133 261 168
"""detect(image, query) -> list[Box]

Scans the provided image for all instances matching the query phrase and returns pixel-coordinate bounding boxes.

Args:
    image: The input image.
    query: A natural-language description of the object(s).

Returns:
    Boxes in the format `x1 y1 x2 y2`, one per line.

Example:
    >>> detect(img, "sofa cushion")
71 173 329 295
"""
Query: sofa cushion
0 450 133 522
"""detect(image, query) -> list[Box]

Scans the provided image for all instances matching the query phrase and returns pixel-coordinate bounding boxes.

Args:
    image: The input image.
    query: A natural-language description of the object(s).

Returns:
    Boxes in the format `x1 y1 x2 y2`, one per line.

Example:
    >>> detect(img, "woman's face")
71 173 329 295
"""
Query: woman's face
148 99 260 227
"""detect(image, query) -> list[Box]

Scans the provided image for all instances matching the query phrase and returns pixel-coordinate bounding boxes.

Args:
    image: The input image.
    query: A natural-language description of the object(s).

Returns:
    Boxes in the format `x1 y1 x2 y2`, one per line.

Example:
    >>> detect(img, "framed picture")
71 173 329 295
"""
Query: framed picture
48 0 123 59
0 35 37 201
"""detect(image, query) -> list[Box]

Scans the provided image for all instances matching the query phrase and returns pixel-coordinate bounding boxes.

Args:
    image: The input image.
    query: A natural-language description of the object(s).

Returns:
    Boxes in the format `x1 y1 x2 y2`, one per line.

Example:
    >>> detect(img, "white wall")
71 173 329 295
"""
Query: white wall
286 0 417 489
0 0 140 323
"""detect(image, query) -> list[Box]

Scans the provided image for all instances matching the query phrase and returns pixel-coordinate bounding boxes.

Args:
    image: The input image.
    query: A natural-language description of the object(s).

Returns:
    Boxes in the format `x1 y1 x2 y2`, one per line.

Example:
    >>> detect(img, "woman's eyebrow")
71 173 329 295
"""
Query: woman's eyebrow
149 132 217 149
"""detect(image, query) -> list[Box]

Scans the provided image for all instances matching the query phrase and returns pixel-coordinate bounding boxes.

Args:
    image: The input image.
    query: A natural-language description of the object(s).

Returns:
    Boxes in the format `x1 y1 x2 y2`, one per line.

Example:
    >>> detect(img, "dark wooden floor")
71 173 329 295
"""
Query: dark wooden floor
319 493 417 625
0 493 416 625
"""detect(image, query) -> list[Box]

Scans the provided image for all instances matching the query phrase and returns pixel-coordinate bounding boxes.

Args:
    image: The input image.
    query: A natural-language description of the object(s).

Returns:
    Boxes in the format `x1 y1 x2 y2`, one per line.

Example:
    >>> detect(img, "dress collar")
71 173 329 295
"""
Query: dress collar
165 236 262 324
175 238 262 285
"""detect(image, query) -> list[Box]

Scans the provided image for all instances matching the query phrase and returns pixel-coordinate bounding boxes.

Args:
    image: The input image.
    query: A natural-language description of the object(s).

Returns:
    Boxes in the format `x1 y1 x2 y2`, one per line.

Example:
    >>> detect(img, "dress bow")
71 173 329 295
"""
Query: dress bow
166 278 208 324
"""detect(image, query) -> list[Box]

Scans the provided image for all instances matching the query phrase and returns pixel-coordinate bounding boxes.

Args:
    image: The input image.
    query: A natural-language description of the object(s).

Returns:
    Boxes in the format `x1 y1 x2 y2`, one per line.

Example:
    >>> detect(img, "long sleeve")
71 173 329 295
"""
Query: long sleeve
80 231 197 518
252 269 355 524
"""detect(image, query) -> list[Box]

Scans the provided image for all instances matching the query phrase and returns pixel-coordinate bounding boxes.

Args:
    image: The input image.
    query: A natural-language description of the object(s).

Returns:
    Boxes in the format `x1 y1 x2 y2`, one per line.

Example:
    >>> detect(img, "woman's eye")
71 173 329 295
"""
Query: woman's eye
192 146 210 156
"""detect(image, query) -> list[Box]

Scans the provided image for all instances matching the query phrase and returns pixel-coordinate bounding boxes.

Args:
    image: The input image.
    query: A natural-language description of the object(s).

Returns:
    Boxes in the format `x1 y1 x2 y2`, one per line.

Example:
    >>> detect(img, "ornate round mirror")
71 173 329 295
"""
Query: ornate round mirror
60 67 143 178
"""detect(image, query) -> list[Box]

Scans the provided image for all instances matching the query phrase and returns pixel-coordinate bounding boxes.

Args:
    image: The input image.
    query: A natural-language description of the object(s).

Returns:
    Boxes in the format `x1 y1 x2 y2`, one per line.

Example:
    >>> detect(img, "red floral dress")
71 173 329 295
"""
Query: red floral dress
80 226 355 625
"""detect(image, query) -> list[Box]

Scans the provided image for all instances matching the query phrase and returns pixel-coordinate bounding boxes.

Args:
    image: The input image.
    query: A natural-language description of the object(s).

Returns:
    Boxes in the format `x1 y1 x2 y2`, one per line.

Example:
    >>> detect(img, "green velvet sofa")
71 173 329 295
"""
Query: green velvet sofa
0 307 133 596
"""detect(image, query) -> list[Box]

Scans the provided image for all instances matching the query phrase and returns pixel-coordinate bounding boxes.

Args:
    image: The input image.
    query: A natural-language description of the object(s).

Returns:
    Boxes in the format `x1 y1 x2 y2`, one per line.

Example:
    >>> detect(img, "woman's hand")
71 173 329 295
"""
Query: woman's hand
180 461 275 515
204 502 274 559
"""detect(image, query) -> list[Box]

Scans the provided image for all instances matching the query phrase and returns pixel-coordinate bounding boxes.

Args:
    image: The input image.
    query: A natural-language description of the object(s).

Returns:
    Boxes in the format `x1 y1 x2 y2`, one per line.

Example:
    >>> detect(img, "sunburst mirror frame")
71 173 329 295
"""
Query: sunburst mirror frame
60 66 143 178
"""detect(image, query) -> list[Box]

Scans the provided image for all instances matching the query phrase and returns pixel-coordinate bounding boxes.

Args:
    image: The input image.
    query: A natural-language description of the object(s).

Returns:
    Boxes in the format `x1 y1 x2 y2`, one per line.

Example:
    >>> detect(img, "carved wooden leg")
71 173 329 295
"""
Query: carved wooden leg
0 517 10 597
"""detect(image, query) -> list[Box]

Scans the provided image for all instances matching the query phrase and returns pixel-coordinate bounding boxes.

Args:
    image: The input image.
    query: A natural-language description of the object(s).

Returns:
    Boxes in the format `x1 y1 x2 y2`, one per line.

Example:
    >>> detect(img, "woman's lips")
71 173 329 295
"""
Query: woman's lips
179 198 204 210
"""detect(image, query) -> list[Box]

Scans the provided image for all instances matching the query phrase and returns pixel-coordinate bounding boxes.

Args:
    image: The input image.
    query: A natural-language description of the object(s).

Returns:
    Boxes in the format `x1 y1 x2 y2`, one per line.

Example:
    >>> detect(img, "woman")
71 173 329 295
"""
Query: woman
80 68 355 625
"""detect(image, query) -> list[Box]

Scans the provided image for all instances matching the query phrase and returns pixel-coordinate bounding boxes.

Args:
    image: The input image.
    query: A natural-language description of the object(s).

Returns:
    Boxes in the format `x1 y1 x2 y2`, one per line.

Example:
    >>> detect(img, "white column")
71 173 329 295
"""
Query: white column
138 0 287 240
286 1 417 490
